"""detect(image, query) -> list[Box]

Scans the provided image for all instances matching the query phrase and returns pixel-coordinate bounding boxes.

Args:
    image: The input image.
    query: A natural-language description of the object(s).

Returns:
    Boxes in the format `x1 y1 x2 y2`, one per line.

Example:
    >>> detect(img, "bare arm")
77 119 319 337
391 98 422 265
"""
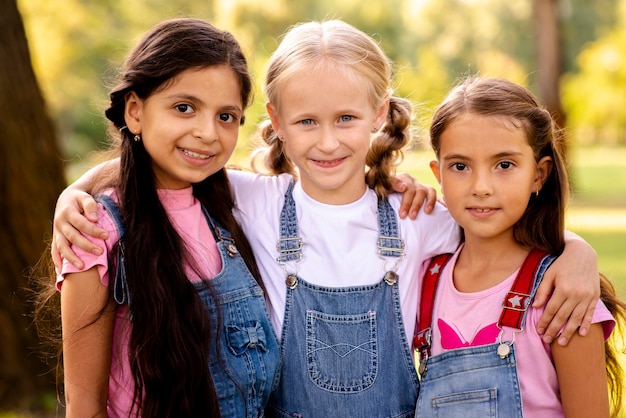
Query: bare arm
61 268 115 418
52 160 119 269
533 232 600 345
552 324 609 417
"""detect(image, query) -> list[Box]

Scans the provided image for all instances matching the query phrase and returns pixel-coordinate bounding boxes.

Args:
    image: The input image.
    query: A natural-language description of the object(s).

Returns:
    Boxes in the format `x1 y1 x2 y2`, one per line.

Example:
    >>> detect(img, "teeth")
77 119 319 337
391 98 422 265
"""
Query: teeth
182 149 210 159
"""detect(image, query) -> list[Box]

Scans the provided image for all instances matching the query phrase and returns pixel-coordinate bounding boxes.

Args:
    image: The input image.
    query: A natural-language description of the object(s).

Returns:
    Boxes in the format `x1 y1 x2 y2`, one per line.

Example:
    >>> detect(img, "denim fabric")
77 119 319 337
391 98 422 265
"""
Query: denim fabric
196 207 281 418
415 255 557 418
415 344 523 418
267 189 419 418
97 196 279 417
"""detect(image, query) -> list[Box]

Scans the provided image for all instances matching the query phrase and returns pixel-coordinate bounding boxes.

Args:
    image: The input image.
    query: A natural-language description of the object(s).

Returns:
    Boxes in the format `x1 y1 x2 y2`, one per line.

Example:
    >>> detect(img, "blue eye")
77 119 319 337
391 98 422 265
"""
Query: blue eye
300 119 313 126
340 115 353 122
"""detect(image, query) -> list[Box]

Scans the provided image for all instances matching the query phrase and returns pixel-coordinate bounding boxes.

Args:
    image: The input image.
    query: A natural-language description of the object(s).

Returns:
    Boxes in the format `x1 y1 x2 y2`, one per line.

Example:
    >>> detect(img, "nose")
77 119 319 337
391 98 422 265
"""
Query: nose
193 116 218 144
316 126 340 153
471 169 493 197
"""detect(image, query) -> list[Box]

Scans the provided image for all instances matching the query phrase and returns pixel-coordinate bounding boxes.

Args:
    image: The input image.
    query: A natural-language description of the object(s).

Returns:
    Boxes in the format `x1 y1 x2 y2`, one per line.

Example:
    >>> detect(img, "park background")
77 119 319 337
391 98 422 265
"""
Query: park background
0 0 624 416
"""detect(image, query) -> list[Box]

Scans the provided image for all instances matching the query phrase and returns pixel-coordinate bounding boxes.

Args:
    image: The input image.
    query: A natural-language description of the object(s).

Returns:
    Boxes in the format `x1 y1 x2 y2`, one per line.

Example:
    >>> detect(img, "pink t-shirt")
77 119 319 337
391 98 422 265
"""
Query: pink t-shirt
57 187 221 417
422 245 615 417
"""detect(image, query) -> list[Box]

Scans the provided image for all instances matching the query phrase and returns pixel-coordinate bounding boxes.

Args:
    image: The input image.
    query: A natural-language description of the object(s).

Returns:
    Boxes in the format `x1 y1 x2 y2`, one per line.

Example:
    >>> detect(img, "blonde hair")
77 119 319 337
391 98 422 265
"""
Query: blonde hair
253 20 412 198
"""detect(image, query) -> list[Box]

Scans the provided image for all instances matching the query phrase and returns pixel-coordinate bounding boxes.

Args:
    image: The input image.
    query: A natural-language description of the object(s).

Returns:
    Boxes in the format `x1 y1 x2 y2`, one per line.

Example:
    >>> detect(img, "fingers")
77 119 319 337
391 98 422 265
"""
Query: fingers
535 282 595 346
52 190 107 269
393 173 439 220
52 232 83 270
398 184 420 219
423 187 436 214
80 195 100 222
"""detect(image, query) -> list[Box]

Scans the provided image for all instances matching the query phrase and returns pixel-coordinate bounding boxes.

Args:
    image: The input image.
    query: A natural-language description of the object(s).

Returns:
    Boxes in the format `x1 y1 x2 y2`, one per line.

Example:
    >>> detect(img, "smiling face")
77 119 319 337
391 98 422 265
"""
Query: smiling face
267 65 388 204
430 114 552 246
124 65 243 189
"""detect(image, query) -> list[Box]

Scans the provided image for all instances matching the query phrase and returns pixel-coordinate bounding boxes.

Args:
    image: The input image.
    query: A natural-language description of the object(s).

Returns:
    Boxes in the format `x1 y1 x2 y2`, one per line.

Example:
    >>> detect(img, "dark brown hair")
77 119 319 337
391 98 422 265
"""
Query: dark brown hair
430 76 625 416
36 18 261 417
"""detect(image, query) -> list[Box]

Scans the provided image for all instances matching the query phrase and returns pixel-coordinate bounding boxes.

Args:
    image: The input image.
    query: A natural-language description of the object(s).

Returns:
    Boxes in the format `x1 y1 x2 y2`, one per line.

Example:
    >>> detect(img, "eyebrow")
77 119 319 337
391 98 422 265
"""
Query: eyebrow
441 151 524 160
167 94 243 113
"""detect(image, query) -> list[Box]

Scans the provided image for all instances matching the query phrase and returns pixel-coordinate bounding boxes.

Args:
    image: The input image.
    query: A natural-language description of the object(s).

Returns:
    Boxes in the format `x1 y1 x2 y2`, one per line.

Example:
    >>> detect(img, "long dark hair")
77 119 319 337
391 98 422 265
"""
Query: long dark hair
430 76 625 416
101 18 260 417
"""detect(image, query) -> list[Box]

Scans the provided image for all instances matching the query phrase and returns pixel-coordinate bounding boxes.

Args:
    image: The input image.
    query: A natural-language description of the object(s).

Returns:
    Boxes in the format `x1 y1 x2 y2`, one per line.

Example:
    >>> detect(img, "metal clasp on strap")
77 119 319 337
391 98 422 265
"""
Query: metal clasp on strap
276 237 303 263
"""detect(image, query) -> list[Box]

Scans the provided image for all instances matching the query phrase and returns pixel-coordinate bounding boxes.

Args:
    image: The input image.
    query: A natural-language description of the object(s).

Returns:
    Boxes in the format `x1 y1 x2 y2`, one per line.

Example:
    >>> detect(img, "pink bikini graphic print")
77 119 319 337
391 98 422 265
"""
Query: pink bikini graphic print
437 319 500 349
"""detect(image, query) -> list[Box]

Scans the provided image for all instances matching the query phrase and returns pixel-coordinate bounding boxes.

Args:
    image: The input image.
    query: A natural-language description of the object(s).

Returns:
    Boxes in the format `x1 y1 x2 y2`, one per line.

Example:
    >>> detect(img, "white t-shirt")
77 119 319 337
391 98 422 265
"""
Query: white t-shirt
228 170 460 343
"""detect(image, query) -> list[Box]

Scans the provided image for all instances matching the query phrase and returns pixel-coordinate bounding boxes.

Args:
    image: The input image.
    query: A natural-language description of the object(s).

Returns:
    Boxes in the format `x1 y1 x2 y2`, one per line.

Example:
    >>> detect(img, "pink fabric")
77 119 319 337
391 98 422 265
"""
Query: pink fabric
58 187 221 417
423 245 615 417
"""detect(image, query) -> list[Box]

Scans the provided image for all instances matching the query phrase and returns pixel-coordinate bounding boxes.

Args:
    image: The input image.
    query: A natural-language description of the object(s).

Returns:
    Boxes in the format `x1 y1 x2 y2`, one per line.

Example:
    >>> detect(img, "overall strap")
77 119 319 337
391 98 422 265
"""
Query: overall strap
94 194 130 305
498 247 550 330
413 253 453 354
376 198 404 257
414 248 553 372
376 198 405 286
200 205 240 258
276 181 302 263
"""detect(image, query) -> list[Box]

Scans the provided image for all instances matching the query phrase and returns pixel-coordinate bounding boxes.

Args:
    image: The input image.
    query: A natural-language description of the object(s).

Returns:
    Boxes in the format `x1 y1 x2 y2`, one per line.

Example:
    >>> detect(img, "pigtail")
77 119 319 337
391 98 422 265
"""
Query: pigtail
250 120 297 177
365 96 413 198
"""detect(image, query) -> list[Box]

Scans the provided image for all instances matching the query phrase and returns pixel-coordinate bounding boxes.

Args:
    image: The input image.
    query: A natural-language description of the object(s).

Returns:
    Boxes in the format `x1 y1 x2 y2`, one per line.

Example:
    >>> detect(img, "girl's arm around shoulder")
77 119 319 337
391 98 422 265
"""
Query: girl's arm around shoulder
534 232 600 346
61 267 115 418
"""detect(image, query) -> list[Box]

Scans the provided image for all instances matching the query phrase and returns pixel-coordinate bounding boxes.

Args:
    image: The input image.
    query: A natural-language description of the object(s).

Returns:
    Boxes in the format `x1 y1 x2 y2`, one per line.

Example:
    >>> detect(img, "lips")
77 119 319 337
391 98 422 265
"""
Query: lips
467 207 499 217
311 157 346 167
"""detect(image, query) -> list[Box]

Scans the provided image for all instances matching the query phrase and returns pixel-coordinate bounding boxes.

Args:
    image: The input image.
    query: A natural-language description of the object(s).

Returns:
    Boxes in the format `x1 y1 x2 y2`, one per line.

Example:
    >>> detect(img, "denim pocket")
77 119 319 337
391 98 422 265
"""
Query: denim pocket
430 388 497 418
306 310 378 393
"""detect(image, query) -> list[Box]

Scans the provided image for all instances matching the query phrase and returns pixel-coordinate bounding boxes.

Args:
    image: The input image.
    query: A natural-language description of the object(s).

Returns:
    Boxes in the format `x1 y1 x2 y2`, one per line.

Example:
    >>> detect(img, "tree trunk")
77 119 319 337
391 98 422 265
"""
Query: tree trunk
533 0 567 129
0 0 67 410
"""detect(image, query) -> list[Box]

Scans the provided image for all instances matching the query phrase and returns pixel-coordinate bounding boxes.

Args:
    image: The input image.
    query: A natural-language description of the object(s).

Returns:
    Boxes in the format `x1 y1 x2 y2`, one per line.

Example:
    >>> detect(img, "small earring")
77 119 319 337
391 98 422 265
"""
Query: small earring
134 131 141 142
535 189 539 198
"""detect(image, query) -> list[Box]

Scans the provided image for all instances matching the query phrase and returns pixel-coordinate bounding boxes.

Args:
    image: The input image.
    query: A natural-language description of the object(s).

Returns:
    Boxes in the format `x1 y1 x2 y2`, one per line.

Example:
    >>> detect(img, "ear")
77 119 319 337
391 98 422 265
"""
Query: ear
534 156 553 192
124 91 143 134
266 102 282 137
429 159 442 184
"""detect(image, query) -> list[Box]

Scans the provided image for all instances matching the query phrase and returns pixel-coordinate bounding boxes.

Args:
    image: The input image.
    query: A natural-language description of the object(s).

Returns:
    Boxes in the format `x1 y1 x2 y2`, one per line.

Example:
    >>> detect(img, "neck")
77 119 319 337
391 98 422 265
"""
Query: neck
454 236 530 292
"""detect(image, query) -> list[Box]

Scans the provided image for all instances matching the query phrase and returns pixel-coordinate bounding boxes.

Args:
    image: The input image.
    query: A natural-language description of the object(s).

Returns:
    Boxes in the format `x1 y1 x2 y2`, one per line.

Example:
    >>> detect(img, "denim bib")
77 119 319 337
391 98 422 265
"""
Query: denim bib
266 183 419 418
97 195 280 417
414 250 556 418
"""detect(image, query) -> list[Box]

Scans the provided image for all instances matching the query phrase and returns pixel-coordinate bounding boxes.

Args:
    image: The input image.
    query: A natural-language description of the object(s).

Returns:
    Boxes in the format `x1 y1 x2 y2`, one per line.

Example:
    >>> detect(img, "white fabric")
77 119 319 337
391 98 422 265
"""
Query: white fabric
228 170 460 343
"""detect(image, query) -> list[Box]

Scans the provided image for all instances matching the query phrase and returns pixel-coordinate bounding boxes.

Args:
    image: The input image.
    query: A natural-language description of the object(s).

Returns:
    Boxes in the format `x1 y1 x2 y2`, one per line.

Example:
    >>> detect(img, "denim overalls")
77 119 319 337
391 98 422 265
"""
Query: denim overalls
413 249 556 418
98 194 280 418
265 183 419 418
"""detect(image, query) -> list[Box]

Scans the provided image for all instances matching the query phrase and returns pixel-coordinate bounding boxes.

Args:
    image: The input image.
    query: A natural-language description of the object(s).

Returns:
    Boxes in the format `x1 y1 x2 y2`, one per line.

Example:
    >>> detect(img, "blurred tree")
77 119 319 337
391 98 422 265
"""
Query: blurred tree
0 0 66 410
533 0 566 128
562 0 626 145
